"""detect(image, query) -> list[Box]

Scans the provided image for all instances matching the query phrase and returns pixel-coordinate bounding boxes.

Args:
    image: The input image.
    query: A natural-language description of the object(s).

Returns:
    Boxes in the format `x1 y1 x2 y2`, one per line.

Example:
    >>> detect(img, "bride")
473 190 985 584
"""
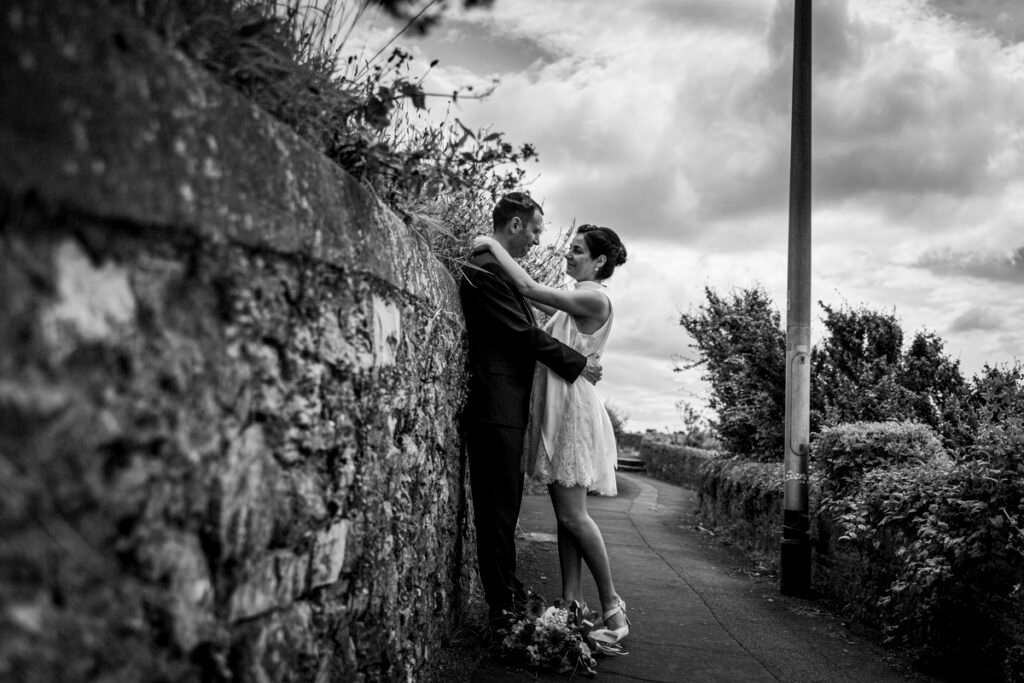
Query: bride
472 224 630 646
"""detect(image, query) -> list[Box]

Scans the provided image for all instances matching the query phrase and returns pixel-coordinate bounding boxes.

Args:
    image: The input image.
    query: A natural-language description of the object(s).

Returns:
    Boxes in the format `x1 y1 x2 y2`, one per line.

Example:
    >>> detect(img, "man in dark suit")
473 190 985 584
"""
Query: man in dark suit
459 192 602 628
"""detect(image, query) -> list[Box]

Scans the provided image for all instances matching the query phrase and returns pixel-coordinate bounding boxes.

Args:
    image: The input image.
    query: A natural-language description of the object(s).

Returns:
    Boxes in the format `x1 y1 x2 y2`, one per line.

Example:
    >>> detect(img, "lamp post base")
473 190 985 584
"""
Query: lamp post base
779 537 811 596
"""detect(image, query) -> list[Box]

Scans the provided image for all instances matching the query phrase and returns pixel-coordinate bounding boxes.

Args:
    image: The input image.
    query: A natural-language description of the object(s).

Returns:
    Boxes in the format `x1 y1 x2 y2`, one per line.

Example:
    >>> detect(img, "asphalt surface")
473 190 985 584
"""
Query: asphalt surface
473 472 947 682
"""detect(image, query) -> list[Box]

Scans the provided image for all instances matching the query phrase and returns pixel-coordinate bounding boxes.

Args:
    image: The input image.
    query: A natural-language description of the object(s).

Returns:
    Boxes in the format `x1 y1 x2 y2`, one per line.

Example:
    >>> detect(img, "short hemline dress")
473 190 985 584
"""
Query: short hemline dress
522 281 618 496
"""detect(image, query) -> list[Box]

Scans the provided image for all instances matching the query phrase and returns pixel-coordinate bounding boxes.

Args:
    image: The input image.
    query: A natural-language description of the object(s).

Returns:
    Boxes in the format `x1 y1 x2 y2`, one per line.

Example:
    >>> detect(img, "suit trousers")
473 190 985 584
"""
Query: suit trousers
464 420 528 612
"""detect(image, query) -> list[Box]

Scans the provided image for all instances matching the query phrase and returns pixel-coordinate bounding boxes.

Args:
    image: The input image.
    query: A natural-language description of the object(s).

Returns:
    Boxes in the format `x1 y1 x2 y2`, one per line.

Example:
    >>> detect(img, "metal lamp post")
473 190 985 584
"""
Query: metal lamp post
780 0 812 596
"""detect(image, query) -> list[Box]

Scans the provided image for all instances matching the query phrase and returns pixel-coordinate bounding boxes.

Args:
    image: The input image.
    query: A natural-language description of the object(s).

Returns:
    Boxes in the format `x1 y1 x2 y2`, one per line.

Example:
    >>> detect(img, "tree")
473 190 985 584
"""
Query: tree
677 286 785 459
674 400 720 450
812 303 911 426
679 290 985 459
970 361 1024 434
604 401 629 440
899 331 972 448
813 304 972 448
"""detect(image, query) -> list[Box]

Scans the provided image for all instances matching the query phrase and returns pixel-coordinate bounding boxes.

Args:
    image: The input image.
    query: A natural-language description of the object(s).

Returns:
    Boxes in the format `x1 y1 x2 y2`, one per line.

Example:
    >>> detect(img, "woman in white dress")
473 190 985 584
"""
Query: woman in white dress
472 224 630 646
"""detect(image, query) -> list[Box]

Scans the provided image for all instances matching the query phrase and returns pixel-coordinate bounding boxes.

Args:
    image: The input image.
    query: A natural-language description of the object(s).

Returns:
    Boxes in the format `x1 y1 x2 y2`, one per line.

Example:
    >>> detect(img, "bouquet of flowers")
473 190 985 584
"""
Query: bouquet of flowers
497 591 618 677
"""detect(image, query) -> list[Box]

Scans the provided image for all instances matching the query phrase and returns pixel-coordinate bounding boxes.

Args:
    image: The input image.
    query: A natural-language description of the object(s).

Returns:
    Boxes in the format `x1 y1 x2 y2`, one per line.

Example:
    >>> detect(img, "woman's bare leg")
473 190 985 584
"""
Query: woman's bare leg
555 518 583 602
548 483 620 616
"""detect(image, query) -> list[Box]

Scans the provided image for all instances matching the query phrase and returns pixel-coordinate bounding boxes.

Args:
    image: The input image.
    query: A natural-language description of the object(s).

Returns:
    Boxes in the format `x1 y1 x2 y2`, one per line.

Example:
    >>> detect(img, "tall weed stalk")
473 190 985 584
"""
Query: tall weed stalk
115 0 565 281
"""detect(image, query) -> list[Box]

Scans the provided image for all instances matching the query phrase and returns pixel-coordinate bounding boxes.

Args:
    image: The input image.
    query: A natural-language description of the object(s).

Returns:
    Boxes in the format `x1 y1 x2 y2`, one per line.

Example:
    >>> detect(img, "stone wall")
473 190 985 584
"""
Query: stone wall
0 2 471 681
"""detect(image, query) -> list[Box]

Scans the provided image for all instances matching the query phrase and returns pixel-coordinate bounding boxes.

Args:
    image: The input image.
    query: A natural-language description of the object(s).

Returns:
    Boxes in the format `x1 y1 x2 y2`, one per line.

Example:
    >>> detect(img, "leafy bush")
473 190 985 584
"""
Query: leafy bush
641 439 717 489
814 421 948 502
972 363 1024 436
831 422 1024 677
698 456 783 559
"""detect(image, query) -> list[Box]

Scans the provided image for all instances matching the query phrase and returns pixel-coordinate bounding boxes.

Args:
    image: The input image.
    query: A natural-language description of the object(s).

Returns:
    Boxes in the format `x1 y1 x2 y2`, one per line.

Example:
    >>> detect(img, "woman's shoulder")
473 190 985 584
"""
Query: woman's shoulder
574 281 609 296
574 282 611 310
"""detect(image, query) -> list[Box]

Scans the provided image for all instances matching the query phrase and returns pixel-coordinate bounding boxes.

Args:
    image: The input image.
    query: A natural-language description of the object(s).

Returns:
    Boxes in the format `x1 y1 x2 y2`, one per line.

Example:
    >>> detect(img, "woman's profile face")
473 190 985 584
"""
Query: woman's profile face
565 234 602 282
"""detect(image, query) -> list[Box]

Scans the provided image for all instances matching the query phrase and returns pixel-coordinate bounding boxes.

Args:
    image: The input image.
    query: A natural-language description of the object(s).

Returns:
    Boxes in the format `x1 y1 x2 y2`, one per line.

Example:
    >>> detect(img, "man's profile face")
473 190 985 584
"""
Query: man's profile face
510 209 544 258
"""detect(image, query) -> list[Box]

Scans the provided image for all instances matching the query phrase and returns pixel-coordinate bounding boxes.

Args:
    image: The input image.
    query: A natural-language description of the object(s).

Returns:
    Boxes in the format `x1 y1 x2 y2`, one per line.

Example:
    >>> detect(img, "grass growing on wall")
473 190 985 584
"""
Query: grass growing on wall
113 0 557 276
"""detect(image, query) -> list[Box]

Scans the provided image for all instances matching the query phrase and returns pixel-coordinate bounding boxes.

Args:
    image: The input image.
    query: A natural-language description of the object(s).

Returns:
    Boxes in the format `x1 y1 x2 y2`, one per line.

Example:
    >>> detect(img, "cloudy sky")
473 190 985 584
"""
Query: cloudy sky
357 0 1024 431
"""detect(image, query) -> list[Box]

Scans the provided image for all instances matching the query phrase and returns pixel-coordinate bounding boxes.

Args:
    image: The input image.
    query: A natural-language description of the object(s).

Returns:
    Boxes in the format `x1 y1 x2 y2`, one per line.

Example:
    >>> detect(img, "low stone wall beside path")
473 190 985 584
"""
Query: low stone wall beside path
640 437 717 490
639 437 781 560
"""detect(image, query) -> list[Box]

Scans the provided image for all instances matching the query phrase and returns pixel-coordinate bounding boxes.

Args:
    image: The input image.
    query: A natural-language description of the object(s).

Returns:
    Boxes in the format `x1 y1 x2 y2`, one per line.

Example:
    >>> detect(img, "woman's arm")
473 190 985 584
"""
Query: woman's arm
472 236 608 320
531 301 558 317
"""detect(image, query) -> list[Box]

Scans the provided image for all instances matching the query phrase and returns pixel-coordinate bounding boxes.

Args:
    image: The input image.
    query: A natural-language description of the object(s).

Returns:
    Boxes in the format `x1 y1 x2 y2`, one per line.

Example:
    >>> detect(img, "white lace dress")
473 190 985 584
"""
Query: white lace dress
523 281 618 495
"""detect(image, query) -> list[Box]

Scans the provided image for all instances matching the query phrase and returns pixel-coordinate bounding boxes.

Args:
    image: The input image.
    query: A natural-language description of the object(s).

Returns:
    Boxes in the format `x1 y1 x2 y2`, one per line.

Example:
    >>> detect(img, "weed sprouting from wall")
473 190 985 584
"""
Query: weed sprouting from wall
114 0 549 274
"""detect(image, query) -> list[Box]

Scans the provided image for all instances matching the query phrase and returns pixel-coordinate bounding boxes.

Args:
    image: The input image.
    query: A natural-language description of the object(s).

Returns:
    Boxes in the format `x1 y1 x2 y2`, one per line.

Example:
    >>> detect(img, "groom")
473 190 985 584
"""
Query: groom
459 192 602 629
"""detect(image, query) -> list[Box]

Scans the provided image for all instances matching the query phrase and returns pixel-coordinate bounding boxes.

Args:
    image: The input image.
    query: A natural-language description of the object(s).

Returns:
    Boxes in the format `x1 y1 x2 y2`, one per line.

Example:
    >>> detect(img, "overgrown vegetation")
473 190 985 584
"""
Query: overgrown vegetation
814 421 949 502
116 0 571 280
814 304 974 448
678 285 1024 678
823 421 1024 679
676 286 786 458
677 286 1022 458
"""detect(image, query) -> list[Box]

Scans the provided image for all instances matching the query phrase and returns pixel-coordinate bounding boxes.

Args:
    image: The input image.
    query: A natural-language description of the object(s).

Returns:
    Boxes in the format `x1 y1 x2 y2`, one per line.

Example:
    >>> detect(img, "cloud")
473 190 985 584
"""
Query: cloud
928 0 1024 44
418 0 1008 249
915 246 1024 284
416 0 796 240
599 351 703 432
645 0 771 31
354 0 1024 425
589 244 711 430
413 18 563 75
812 4 1024 208
765 0 867 77
950 306 1005 332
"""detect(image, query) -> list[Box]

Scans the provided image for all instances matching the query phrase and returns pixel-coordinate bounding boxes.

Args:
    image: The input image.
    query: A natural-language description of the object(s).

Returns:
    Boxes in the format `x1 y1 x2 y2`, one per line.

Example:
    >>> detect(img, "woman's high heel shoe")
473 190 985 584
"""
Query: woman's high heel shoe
590 597 629 646
569 599 594 630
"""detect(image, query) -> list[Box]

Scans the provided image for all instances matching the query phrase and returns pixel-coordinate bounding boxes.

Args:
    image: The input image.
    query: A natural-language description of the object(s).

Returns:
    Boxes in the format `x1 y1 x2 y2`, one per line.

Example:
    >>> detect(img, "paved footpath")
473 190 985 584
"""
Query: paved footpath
474 472 948 682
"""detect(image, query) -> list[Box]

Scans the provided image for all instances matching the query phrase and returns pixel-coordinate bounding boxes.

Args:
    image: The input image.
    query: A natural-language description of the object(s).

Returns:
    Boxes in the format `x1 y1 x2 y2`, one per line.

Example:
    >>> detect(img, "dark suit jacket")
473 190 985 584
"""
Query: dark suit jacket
460 252 587 428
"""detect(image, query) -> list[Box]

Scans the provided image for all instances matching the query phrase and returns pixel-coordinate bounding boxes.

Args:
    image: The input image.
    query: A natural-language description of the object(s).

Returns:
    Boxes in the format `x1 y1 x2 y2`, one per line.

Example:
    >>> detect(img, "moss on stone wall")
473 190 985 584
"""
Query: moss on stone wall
0 2 472 680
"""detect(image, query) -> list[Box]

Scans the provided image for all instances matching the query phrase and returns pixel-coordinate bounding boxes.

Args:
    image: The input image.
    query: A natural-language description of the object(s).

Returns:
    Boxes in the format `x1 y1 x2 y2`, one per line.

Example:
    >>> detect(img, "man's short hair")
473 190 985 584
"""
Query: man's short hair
492 192 543 230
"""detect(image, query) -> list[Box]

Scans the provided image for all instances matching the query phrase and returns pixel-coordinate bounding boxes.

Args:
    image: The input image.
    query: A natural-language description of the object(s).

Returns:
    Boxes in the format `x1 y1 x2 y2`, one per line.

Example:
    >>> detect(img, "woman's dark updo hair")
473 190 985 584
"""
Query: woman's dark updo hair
577 224 627 280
